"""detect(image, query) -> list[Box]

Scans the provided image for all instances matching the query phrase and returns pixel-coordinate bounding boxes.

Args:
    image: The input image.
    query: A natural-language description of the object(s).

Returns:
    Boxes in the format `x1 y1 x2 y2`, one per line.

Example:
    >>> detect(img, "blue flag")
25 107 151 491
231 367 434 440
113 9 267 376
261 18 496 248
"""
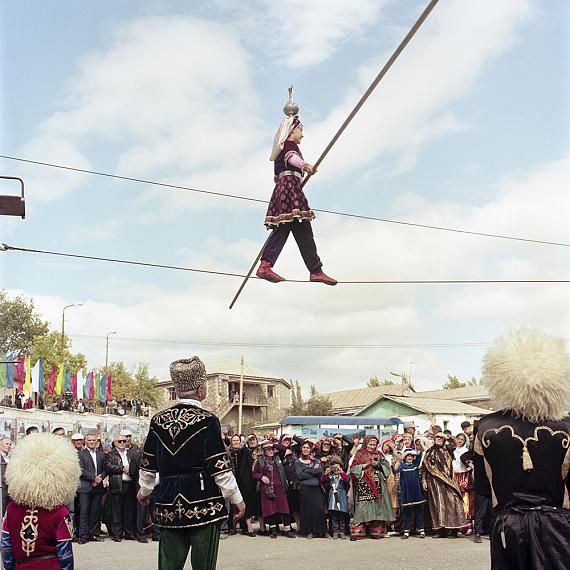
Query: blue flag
100 373 107 404
65 368 71 392
6 353 14 389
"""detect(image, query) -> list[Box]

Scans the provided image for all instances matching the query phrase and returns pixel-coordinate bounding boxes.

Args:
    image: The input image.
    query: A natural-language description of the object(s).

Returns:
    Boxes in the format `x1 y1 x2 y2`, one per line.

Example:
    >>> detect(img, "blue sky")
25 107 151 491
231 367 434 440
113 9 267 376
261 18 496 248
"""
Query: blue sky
1 0 568 393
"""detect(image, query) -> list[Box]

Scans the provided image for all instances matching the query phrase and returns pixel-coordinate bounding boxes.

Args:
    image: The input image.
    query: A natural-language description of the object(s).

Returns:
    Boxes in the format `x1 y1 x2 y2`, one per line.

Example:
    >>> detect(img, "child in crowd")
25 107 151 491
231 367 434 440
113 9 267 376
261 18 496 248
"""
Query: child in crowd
396 449 426 539
321 456 350 539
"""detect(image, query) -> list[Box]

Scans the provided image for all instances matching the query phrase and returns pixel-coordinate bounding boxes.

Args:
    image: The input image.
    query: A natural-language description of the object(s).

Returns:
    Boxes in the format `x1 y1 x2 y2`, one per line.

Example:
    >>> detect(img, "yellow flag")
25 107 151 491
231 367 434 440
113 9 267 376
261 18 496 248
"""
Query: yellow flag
24 356 32 395
55 364 64 395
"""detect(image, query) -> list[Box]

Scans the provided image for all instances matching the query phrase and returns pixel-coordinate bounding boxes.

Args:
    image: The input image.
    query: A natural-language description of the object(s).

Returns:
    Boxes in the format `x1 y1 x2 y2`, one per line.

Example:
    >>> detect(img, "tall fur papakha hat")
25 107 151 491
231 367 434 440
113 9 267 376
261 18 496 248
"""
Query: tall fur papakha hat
5 433 80 510
483 326 570 423
170 356 207 393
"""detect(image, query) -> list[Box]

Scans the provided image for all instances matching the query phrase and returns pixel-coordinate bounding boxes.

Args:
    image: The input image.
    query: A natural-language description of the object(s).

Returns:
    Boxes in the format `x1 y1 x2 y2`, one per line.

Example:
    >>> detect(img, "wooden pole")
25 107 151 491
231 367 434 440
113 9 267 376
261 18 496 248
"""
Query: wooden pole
228 0 440 309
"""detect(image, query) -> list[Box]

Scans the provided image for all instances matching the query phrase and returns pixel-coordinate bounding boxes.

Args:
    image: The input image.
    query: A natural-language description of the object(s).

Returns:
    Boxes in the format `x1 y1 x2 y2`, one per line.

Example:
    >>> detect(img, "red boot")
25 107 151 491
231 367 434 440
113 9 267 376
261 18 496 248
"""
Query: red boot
310 271 337 286
256 260 286 283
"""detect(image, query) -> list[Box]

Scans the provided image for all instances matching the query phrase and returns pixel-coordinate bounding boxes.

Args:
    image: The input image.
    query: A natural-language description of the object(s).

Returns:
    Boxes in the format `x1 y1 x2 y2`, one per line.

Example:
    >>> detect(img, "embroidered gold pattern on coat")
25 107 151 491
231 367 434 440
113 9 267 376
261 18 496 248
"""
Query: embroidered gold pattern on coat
154 406 211 441
481 425 570 450
20 508 39 557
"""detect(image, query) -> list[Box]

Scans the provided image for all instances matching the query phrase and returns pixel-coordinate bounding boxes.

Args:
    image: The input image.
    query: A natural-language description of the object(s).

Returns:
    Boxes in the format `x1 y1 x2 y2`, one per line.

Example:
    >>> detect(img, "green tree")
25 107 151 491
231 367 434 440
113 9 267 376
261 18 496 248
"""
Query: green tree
442 374 467 390
134 363 164 408
0 290 49 357
289 380 304 415
29 331 87 373
367 376 396 387
108 361 136 400
305 392 333 416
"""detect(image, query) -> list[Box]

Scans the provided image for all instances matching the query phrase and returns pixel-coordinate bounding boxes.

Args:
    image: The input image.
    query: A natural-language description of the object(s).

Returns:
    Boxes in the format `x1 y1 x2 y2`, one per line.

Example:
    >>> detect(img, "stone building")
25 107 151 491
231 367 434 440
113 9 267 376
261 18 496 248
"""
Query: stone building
156 358 292 432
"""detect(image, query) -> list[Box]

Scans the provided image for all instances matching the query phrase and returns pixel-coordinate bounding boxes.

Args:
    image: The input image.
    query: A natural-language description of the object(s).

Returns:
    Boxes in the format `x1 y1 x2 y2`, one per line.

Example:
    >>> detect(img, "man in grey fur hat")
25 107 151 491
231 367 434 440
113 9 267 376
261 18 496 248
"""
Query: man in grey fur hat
137 357 245 570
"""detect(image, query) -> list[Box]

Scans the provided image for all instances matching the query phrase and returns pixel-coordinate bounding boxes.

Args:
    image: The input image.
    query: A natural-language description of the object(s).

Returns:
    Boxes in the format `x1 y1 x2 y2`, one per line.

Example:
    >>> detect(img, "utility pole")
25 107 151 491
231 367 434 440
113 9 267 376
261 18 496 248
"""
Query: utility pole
105 332 117 372
61 303 83 364
238 355 244 434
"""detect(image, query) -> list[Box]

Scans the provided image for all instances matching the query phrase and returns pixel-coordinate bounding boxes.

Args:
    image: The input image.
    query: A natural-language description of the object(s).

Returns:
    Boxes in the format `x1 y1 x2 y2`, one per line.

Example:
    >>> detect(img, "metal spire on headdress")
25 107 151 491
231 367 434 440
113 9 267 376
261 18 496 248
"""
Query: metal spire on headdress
283 85 299 117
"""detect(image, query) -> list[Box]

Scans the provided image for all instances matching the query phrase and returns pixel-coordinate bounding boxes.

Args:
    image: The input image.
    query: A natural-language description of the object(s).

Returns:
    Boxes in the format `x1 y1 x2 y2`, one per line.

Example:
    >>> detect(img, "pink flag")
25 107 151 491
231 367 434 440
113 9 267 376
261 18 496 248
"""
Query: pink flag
16 358 25 393
47 364 57 395
71 373 78 400
88 372 95 401
106 373 112 401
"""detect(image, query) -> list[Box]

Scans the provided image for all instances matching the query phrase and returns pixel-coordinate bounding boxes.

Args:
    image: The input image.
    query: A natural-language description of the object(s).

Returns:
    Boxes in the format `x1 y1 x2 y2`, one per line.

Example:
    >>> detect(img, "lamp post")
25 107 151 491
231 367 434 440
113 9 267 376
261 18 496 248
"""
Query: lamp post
61 303 83 364
105 332 117 372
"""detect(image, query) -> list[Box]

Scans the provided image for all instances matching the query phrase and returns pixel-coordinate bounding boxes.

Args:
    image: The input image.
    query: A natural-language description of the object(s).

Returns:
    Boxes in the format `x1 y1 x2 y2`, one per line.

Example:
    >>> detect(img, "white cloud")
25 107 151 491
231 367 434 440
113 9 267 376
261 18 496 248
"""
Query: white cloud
302 0 535 182
11 155 568 392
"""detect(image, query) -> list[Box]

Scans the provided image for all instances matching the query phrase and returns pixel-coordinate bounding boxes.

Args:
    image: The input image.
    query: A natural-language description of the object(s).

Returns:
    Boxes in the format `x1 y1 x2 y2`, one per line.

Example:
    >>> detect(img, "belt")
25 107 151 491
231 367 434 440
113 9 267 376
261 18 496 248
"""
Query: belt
16 554 57 565
503 505 569 514
277 170 303 181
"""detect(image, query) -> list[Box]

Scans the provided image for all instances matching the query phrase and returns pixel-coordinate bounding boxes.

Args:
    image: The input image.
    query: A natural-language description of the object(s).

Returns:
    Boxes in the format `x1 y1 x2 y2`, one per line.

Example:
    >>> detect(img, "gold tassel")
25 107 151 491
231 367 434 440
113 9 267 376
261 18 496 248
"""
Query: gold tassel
522 443 533 471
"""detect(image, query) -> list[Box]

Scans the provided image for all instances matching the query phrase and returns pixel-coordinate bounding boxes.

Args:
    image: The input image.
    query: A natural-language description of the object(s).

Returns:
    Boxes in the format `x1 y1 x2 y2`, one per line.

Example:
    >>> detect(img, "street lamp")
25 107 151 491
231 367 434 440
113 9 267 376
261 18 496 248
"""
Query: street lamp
61 303 83 364
105 332 117 372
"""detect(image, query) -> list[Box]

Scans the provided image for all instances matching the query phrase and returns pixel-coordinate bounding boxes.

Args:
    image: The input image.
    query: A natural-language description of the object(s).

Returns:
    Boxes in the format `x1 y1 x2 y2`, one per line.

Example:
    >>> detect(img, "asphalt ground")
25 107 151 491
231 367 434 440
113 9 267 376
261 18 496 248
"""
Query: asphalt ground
74 531 492 570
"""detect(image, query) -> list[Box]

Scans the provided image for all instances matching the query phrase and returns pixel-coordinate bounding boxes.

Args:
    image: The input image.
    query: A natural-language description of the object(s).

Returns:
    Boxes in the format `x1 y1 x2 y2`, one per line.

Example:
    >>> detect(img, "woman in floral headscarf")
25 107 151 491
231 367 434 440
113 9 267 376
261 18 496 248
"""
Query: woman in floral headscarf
349 436 395 540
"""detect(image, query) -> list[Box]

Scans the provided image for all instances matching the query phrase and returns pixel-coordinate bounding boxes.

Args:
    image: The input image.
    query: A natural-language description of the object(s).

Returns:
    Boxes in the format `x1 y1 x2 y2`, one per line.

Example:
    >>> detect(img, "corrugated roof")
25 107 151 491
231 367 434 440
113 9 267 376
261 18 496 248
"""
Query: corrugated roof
377 395 490 416
414 385 489 400
281 416 402 426
323 385 412 414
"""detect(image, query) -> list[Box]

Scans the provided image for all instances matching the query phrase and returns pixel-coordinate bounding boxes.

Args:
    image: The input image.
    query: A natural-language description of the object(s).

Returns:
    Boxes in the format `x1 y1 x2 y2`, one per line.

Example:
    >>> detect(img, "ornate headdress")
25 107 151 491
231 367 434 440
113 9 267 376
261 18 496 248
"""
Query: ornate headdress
5 433 81 510
483 326 570 422
269 86 303 161
169 356 207 394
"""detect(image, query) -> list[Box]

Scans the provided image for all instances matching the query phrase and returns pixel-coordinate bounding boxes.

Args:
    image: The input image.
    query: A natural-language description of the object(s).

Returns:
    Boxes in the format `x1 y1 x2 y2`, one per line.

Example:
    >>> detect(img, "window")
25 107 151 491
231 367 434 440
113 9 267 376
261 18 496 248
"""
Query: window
267 385 275 398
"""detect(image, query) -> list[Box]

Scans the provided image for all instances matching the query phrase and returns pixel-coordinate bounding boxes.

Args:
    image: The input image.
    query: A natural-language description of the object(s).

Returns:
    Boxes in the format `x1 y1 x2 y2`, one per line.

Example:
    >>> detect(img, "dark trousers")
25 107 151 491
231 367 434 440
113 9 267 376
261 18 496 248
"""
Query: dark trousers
474 492 495 535
159 523 221 570
137 499 159 539
110 482 136 538
79 492 103 539
73 494 80 537
262 220 322 272
401 504 425 531
329 511 346 535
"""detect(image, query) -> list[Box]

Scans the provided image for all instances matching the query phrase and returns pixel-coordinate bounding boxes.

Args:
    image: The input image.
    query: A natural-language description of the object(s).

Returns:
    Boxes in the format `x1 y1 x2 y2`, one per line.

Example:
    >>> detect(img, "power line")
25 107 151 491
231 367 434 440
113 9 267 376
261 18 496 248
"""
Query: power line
1 154 567 248
2 242 568 284
68 333 491 349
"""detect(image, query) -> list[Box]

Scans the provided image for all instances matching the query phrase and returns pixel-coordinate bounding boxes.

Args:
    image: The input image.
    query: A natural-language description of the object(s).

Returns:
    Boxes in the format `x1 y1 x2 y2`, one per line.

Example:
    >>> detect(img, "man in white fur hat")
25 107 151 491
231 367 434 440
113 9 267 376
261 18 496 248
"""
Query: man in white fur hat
137 356 245 570
474 326 570 570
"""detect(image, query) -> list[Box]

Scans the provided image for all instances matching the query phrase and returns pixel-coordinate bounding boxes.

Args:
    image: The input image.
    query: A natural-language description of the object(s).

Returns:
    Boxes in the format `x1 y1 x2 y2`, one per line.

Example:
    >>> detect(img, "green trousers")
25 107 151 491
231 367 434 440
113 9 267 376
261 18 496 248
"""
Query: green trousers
158 522 221 570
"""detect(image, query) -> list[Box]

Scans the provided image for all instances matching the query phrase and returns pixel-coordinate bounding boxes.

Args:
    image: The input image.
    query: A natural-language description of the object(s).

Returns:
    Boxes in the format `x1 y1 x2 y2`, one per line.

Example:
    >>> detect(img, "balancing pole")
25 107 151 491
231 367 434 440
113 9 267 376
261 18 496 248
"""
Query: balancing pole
228 0 440 309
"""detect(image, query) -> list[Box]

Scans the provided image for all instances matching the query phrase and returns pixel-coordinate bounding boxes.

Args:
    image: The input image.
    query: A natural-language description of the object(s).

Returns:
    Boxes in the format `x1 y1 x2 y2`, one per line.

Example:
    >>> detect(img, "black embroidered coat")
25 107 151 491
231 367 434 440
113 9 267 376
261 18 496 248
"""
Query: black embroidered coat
140 402 231 529
474 410 570 570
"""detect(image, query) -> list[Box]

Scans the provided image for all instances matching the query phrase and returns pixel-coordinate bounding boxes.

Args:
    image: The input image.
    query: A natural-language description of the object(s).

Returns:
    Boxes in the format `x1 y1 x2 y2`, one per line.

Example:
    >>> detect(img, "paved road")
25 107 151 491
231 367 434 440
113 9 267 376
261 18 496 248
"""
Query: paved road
74 533 491 570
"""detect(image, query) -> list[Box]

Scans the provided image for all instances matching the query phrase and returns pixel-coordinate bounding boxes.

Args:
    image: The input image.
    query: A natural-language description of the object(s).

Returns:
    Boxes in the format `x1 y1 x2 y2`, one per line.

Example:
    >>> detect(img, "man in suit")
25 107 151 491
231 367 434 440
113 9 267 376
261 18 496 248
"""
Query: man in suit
77 432 106 544
104 434 138 541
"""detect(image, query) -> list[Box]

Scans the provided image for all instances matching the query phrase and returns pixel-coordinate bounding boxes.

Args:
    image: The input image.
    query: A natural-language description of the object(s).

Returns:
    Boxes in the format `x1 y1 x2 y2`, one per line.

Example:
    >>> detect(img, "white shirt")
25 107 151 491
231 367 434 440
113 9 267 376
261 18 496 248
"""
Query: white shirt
118 449 131 481
138 398 243 504
88 448 97 469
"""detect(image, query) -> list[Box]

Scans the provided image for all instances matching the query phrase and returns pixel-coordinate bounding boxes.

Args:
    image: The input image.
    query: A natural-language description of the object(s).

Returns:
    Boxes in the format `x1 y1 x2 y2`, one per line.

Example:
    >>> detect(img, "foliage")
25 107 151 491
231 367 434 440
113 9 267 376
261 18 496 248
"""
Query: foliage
107 361 163 406
29 331 87 374
304 392 333 416
367 376 395 387
134 363 164 408
0 290 49 357
289 380 304 415
442 374 466 390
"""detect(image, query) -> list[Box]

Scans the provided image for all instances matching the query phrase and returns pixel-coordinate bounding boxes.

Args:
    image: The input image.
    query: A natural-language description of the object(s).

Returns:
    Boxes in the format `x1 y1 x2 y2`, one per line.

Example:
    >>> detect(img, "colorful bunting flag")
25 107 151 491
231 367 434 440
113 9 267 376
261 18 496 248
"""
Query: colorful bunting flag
31 358 43 393
55 365 64 395
6 353 14 389
106 373 112 401
23 356 31 394
84 371 91 400
100 373 107 404
48 364 57 395
64 368 71 393
77 370 84 400
71 373 78 400
89 372 95 401
0 354 6 388
94 373 100 403
16 358 25 393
